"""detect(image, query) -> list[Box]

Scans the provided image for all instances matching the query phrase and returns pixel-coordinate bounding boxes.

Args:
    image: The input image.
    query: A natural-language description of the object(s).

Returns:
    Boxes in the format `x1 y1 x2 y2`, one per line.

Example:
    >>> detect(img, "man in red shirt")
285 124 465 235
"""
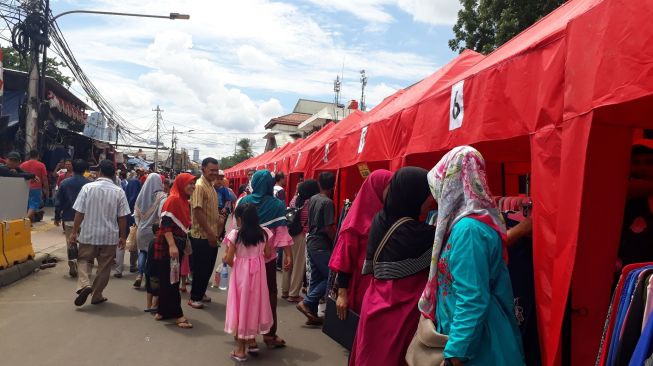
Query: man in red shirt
20 150 49 221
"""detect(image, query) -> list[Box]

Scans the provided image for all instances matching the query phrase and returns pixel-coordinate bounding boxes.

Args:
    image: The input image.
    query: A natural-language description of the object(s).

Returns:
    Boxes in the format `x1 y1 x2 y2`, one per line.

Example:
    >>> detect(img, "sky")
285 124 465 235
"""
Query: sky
40 0 461 159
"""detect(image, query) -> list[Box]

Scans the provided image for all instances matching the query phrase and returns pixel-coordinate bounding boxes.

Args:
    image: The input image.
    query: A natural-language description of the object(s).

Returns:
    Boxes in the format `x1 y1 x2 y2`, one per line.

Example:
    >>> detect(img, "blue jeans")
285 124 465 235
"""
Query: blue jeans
276 248 283 269
137 250 147 276
303 248 331 314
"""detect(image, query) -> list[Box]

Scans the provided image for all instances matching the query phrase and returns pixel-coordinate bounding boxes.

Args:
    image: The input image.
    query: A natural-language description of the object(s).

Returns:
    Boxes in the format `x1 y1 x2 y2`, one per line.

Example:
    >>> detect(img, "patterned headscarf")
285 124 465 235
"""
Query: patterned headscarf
418 146 506 319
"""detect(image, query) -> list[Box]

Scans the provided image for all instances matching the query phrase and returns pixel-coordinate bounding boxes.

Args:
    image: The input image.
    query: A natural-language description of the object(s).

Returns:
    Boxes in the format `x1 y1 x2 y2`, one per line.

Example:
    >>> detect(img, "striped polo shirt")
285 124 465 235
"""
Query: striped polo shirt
190 174 219 239
73 177 131 245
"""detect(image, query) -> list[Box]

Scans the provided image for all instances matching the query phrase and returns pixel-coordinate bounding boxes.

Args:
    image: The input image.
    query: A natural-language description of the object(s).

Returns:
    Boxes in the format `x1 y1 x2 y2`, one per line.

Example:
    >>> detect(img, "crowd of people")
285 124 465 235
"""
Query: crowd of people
4 139 653 365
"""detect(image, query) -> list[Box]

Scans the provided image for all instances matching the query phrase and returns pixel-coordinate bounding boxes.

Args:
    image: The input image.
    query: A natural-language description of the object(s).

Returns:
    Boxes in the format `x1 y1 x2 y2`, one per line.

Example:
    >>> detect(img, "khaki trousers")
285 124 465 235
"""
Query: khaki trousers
282 232 307 297
76 244 117 303
62 223 77 272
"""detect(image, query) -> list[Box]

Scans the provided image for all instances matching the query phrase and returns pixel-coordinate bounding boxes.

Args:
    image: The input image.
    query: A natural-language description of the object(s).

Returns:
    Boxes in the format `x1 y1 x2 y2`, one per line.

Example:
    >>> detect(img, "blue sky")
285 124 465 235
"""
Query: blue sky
39 0 461 158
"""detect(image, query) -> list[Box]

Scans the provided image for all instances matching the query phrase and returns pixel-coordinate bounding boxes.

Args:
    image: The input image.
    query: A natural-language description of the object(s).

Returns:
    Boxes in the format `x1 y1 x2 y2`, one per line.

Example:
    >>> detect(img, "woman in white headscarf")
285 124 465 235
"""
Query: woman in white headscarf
418 146 524 366
133 173 166 288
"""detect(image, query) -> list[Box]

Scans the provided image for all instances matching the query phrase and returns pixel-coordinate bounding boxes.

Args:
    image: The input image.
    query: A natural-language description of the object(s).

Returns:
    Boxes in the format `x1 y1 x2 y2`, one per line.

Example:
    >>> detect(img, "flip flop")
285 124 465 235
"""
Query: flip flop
176 319 193 329
74 287 92 307
91 297 108 305
144 308 158 313
247 343 260 354
264 335 286 349
230 351 247 362
287 296 303 303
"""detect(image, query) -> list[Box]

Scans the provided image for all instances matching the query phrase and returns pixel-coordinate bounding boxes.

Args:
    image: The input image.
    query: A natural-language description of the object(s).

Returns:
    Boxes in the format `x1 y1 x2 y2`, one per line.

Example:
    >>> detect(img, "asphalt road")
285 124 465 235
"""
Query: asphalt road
0 245 349 366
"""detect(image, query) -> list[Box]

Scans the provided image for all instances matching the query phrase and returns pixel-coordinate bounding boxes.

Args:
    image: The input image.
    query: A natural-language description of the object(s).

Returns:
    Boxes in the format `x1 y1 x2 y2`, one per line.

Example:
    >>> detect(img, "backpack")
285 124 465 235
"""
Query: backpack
286 204 304 237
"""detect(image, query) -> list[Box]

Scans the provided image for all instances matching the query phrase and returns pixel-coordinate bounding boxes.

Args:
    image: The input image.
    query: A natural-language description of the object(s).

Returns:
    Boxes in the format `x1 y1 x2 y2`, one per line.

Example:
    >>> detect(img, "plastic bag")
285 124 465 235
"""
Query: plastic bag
170 258 180 284
126 224 137 251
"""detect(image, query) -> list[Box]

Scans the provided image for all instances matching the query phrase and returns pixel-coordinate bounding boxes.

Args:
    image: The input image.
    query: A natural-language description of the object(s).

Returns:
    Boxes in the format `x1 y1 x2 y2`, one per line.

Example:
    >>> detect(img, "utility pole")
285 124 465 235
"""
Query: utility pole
23 0 51 155
171 127 175 173
25 50 39 154
153 105 162 171
40 0 50 102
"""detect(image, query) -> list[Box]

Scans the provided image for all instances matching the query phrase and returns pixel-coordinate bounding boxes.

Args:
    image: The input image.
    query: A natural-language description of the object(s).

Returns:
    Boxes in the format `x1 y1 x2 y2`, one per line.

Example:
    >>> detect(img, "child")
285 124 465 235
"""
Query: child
223 203 274 362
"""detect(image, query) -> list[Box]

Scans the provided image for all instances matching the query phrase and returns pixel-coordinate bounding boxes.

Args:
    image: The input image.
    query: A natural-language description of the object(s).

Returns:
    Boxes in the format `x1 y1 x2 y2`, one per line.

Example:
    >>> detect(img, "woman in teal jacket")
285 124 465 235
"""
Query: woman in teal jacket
418 146 525 366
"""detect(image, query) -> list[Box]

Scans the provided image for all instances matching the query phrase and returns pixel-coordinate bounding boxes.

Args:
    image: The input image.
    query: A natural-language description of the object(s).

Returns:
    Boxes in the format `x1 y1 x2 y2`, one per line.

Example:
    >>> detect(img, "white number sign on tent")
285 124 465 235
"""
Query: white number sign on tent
357 126 368 154
323 143 330 163
449 80 465 130
295 151 302 167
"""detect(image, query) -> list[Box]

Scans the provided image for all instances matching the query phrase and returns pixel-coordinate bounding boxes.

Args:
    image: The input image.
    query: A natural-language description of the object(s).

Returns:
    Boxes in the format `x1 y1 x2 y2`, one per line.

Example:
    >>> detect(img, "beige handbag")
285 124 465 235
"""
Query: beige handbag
125 224 137 251
405 314 448 366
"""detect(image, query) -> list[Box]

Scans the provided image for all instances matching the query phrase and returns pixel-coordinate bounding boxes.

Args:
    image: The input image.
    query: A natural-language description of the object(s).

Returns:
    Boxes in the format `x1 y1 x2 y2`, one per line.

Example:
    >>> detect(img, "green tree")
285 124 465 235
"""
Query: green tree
235 138 254 160
2 46 74 88
449 0 566 54
219 138 255 169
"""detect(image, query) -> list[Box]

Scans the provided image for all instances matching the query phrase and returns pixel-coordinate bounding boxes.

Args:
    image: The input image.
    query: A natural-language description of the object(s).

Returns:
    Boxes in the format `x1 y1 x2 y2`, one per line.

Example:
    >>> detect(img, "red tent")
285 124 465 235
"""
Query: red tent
289 122 337 174
225 0 653 363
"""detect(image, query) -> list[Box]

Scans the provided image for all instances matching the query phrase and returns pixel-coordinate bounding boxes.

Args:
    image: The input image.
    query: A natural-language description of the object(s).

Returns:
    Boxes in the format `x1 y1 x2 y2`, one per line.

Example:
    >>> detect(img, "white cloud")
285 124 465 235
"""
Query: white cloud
397 0 461 25
44 0 449 158
305 0 395 23
237 46 280 71
305 0 460 25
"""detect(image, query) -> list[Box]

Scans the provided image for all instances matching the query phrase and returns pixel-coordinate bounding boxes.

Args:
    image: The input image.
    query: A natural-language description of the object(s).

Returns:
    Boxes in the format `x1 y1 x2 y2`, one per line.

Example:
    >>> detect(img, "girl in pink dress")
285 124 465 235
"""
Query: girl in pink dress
223 203 274 362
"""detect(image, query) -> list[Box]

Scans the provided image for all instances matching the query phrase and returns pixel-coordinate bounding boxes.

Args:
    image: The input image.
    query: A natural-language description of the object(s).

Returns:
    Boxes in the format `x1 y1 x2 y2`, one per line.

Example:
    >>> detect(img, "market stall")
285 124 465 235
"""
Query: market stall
226 0 653 363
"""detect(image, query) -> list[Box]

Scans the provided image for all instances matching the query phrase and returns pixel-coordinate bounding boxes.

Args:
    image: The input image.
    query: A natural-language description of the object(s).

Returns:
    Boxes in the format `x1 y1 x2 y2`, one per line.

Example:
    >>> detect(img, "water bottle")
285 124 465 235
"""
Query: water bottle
219 262 229 290
211 266 220 288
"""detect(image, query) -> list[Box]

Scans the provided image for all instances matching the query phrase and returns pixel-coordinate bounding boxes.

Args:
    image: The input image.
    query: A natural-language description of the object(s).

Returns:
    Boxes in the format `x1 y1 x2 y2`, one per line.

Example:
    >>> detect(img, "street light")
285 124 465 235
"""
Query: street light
51 10 190 23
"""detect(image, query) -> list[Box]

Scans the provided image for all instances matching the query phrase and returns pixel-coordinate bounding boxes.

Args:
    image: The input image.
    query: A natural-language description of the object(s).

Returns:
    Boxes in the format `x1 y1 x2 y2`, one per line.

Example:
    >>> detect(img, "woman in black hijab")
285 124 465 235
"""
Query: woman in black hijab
350 167 436 366
281 179 321 302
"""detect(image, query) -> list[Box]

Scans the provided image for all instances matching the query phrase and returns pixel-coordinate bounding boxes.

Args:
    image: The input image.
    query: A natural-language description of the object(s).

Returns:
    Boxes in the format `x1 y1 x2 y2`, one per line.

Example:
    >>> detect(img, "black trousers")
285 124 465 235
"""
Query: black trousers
265 260 279 337
190 237 218 302
155 256 183 319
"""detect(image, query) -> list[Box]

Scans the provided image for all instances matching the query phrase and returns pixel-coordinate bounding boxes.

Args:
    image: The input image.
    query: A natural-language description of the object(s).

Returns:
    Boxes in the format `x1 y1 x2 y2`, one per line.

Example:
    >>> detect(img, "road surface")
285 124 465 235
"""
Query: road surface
0 219 349 366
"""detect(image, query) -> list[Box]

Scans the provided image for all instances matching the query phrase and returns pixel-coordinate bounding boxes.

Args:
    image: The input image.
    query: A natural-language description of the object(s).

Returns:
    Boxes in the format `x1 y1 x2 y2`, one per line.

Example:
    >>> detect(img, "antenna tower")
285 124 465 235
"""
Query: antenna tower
360 70 367 111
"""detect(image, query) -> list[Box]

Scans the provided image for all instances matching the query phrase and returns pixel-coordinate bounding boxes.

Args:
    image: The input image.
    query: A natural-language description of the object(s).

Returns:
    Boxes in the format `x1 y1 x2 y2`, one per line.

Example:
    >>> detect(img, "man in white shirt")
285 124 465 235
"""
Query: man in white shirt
274 172 287 202
70 160 131 307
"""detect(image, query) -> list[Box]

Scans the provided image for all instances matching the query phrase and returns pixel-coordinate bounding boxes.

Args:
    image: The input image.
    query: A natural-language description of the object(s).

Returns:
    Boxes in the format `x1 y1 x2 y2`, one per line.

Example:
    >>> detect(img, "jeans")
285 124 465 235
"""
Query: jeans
137 250 147 276
303 248 331 314
276 248 284 269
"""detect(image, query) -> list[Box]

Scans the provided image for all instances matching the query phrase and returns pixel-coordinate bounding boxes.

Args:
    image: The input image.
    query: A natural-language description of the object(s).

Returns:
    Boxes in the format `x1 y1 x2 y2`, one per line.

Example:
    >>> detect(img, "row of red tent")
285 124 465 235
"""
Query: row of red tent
225 0 653 365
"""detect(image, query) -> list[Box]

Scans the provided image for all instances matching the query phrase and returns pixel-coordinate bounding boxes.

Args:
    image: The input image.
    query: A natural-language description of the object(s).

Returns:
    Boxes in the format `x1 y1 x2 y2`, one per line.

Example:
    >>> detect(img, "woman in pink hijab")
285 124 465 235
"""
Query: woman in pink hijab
328 169 393 318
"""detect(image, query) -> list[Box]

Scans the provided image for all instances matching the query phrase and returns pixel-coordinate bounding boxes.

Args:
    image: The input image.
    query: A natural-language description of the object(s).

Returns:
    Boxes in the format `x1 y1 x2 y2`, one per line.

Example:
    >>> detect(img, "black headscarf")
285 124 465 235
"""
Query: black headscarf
363 167 435 279
297 179 320 208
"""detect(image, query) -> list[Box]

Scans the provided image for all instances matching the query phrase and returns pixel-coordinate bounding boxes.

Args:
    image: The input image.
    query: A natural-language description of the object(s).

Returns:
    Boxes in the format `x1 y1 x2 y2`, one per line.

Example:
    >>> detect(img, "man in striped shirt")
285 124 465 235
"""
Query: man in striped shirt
70 160 131 307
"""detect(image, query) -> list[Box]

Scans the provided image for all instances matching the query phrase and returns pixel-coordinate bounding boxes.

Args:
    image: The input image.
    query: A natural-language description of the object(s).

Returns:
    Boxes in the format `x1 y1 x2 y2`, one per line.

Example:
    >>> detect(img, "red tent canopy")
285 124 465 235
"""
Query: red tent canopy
225 1 653 363
289 122 337 174
304 110 366 177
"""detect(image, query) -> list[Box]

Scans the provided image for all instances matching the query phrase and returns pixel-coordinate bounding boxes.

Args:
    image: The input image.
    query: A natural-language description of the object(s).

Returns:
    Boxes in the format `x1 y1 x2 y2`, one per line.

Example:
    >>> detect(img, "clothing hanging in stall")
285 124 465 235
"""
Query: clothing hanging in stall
596 263 653 365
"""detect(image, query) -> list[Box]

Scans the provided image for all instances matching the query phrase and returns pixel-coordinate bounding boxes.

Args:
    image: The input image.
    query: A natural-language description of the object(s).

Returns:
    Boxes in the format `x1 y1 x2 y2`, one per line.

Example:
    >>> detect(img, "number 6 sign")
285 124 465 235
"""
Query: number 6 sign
449 80 464 130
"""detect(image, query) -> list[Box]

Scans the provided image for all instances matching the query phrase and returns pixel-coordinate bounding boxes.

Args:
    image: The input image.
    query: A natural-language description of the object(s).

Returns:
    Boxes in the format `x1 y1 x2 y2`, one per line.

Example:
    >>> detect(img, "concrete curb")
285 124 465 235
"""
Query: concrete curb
0 253 51 287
